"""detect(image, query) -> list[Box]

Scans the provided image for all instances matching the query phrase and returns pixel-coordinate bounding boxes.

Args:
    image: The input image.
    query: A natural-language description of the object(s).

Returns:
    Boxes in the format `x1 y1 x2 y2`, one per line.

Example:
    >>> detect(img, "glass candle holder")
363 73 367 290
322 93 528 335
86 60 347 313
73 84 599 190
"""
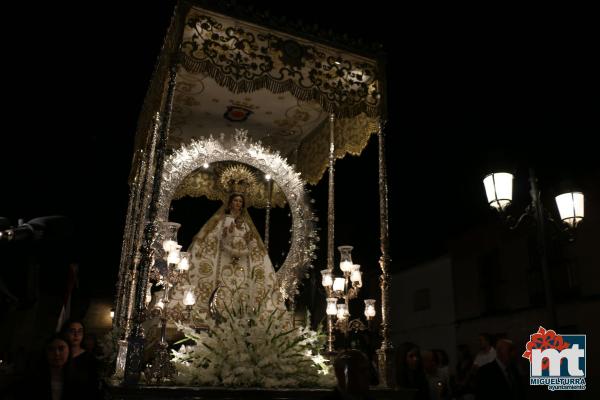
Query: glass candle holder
182 287 196 306
364 299 376 319
326 298 338 316
350 264 362 287
333 277 345 293
336 303 349 320
321 269 333 288
338 245 354 273
177 252 190 271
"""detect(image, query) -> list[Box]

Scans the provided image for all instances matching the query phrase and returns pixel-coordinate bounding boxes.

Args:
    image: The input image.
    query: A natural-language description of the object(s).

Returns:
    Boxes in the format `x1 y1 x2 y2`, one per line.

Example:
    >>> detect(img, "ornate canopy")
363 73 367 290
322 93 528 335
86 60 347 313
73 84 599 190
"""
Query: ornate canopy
132 1 385 185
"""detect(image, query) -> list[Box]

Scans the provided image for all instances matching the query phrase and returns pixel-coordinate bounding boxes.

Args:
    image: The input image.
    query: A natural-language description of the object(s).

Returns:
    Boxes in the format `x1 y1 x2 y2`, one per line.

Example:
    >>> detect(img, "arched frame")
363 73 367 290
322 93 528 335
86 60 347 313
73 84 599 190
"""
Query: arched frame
156 129 318 299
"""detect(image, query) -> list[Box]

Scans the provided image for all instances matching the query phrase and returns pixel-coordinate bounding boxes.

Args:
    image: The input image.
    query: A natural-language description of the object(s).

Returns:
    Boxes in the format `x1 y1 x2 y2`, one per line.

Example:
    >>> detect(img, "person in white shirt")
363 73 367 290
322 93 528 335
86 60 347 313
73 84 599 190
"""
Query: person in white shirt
473 333 496 368
475 339 524 400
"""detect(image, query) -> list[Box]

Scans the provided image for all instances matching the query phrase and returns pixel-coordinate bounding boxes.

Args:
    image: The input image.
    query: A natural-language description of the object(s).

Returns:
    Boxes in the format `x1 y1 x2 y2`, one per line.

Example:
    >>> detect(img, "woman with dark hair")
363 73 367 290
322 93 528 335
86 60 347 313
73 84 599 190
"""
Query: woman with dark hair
453 344 475 399
396 342 430 400
61 319 100 399
24 333 73 400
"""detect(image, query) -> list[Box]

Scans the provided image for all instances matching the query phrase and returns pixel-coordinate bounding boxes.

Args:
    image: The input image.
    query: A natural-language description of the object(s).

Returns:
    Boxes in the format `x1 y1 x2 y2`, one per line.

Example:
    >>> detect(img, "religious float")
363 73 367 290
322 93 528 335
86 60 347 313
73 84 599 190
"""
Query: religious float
106 1 411 398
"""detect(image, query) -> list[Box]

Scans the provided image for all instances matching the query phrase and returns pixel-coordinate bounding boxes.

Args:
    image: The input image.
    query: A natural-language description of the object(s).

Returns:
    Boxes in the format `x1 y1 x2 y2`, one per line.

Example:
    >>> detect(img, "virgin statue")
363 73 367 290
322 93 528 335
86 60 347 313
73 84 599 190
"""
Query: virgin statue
168 165 285 323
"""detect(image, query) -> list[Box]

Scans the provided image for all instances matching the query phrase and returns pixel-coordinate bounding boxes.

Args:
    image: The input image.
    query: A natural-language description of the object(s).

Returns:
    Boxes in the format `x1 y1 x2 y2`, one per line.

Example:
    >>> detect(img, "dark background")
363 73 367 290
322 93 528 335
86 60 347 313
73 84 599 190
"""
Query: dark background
1 1 598 303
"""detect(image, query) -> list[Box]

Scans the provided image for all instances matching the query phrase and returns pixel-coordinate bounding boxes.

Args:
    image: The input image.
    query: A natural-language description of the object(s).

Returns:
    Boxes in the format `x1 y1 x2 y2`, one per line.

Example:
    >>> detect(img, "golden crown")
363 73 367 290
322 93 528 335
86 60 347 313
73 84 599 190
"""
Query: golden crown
218 164 259 204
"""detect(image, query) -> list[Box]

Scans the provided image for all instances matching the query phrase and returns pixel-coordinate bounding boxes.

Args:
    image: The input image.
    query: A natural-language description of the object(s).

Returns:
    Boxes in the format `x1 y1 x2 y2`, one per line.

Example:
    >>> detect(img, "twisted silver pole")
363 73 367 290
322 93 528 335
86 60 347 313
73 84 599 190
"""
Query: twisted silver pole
327 113 335 271
124 63 179 384
327 315 335 354
376 121 395 388
264 178 272 252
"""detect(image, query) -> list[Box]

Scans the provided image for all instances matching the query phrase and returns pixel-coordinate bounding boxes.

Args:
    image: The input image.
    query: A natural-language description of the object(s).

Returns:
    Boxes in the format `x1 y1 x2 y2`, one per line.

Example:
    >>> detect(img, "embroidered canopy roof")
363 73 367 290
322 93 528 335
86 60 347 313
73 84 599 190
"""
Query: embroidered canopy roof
133 1 385 185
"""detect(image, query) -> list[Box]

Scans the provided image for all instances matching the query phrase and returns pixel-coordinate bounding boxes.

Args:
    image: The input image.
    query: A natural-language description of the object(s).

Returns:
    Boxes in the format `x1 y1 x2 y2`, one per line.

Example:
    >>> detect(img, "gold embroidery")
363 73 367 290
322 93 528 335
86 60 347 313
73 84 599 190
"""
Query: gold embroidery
198 261 213 275
254 267 265 283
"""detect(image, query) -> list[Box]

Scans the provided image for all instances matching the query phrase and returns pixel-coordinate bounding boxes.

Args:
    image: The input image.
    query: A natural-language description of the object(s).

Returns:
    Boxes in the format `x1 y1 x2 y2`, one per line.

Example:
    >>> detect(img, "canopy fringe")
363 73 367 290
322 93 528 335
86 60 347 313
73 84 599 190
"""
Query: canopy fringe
181 54 379 119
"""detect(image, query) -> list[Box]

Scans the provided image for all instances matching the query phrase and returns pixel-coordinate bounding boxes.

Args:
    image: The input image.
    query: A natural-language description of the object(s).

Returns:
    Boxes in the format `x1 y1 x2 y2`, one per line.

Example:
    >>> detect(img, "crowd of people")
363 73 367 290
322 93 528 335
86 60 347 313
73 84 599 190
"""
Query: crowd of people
1 319 533 400
395 333 529 400
329 332 531 400
3 319 102 400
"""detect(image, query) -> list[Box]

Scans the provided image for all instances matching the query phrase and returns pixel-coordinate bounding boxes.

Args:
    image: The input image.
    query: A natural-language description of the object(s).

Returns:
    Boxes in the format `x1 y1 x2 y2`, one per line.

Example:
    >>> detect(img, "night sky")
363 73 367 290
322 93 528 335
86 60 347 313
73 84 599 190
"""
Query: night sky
1 1 598 300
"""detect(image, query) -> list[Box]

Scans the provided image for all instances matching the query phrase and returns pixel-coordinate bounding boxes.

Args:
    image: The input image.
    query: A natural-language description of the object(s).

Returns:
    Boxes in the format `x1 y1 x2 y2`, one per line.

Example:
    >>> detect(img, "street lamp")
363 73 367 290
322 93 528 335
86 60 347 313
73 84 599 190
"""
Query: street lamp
483 172 514 212
483 168 584 328
555 192 584 228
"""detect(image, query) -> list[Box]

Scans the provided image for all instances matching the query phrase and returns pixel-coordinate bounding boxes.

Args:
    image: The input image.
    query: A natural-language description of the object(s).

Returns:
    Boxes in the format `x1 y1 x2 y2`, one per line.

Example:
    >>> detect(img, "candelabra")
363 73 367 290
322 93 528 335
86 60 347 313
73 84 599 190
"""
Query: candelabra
321 246 376 354
145 221 196 384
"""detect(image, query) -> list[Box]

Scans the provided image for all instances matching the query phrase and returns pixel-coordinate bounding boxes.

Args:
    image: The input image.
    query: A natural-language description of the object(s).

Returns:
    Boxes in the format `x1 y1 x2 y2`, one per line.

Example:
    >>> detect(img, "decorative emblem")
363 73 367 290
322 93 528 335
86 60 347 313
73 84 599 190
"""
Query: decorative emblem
524 326 586 391
523 326 570 370
224 106 253 122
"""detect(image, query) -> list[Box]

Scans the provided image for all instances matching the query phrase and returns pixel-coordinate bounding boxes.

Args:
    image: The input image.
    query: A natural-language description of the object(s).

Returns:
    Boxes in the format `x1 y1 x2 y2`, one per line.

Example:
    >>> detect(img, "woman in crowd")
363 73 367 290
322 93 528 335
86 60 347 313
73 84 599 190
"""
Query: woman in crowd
396 342 430 400
26 333 73 400
61 319 100 399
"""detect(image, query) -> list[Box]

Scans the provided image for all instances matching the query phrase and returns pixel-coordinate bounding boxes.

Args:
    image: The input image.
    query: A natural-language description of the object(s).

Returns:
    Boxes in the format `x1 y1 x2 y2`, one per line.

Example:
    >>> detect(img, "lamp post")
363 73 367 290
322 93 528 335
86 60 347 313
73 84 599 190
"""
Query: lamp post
483 168 584 328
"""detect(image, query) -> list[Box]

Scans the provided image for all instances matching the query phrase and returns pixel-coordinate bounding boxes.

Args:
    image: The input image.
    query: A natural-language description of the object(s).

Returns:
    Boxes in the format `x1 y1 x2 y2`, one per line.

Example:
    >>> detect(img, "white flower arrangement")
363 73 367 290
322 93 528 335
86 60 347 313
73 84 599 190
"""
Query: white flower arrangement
170 284 335 388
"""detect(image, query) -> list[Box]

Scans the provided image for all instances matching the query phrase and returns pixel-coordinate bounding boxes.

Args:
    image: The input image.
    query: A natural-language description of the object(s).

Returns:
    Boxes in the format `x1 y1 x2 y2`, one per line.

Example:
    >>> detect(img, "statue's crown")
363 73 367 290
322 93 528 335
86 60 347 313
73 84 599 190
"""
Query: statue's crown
218 164 258 203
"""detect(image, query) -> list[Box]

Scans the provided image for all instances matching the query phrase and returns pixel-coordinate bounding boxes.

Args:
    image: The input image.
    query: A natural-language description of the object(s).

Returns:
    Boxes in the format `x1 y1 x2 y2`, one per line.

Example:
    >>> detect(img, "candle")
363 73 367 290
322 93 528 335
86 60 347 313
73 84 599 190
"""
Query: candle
333 277 345 292
350 264 362 286
177 252 190 271
340 260 353 273
326 298 338 316
321 269 333 287
167 245 182 264
364 299 376 319
336 303 348 320
183 289 196 306
163 239 177 253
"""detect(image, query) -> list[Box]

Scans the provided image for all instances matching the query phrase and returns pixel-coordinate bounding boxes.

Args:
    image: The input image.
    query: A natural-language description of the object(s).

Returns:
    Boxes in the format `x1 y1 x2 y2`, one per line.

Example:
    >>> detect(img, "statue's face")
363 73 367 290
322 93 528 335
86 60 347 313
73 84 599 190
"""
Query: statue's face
230 195 244 211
